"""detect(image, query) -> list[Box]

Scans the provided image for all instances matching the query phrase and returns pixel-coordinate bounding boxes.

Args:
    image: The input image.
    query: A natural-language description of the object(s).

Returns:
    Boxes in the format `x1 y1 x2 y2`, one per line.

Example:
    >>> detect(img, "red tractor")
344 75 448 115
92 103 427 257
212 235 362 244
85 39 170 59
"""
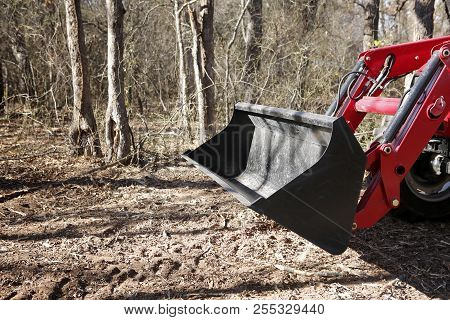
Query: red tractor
183 36 450 254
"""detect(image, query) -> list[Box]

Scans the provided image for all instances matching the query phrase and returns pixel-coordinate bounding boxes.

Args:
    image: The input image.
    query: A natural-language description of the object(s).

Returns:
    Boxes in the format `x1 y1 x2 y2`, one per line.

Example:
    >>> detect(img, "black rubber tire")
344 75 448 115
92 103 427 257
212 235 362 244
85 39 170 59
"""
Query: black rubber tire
394 180 450 221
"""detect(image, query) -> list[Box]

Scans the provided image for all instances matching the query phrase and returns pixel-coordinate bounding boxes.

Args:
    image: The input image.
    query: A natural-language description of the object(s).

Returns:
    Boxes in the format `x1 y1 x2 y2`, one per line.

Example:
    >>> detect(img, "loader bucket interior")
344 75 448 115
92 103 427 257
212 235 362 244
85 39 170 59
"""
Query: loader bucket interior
182 102 366 254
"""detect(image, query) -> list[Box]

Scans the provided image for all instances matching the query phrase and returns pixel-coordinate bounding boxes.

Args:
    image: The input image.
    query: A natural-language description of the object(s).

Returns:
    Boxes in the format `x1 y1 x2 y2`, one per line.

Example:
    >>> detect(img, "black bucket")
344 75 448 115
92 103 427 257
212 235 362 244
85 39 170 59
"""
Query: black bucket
182 102 366 254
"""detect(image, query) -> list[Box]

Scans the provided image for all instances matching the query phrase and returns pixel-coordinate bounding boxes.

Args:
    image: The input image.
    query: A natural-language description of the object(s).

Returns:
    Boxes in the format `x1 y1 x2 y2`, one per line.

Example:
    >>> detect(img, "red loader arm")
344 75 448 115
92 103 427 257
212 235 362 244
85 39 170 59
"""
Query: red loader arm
332 36 450 229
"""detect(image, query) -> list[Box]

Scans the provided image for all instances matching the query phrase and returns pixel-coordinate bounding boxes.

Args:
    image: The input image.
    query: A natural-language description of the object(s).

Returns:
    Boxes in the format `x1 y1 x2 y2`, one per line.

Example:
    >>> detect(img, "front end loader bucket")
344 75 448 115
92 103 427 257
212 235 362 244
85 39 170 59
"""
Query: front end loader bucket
182 103 366 254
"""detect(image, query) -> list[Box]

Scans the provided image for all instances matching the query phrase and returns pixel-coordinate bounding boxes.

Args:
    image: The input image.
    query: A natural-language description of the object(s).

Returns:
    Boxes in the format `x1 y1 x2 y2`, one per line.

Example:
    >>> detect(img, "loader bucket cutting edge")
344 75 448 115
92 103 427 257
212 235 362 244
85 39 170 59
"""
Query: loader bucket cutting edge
182 102 366 254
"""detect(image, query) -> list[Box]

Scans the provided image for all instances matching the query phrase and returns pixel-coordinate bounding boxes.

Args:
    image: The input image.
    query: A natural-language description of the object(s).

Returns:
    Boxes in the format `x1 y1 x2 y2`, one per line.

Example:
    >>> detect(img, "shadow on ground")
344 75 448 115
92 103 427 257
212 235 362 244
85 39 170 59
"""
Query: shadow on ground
0 174 218 203
350 215 450 299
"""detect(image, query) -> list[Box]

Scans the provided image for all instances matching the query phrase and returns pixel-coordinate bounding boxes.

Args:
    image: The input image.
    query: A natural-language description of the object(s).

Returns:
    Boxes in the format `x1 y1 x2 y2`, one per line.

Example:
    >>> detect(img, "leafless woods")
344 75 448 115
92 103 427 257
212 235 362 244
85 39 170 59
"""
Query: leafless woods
0 0 449 161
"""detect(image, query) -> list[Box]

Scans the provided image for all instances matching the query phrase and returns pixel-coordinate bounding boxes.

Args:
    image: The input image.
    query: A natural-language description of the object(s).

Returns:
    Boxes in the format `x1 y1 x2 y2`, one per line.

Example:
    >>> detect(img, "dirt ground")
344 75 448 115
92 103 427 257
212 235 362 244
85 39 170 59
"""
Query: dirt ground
0 118 449 300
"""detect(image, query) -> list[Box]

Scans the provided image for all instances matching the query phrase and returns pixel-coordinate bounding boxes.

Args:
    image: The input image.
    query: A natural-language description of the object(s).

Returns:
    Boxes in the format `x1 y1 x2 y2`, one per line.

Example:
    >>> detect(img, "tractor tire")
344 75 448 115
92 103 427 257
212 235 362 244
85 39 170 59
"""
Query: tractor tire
394 154 450 221
395 181 450 221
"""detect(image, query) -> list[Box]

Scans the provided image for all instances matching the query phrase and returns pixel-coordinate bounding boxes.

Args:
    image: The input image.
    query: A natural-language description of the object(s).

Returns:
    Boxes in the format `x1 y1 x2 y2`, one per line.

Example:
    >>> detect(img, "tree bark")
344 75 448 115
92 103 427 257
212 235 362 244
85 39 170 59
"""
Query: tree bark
105 0 132 163
0 60 4 114
174 0 189 135
242 0 262 103
443 0 450 34
187 4 207 144
199 0 215 136
10 22 35 100
297 0 319 107
300 0 319 33
64 0 102 157
413 0 435 40
225 0 250 122
361 0 380 51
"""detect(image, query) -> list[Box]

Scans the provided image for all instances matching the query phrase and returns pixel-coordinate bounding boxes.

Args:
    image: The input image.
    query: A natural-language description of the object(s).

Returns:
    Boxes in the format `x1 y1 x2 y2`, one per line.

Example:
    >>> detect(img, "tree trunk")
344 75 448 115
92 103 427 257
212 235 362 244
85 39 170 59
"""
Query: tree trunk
174 0 189 131
64 0 102 157
174 0 189 135
187 4 207 144
225 0 250 123
0 60 4 114
297 0 319 107
300 0 319 33
242 0 262 103
10 23 35 100
105 0 132 163
199 0 215 136
413 0 435 40
361 0 380 51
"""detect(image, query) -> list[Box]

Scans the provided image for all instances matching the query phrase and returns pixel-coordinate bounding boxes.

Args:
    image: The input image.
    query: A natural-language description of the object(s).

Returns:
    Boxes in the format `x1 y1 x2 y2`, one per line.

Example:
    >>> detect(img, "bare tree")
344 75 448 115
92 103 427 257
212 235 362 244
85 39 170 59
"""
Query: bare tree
64 0 102 157
10 21 35 100
0 60 4 114
174 0 190 135
184 0 215 142
199 0 215 136
297 0 319 107
413 0 435 39
300 0 319 33
242 0 262 103
187 3 207 143
356 0 381 50
224 0 250 122
105 0 132 163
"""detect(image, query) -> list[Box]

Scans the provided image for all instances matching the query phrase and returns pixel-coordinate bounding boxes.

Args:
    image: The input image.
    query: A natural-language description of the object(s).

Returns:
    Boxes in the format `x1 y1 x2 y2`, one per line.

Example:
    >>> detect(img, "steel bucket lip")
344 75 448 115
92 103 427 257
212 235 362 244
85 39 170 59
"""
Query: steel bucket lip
235 102 336 129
